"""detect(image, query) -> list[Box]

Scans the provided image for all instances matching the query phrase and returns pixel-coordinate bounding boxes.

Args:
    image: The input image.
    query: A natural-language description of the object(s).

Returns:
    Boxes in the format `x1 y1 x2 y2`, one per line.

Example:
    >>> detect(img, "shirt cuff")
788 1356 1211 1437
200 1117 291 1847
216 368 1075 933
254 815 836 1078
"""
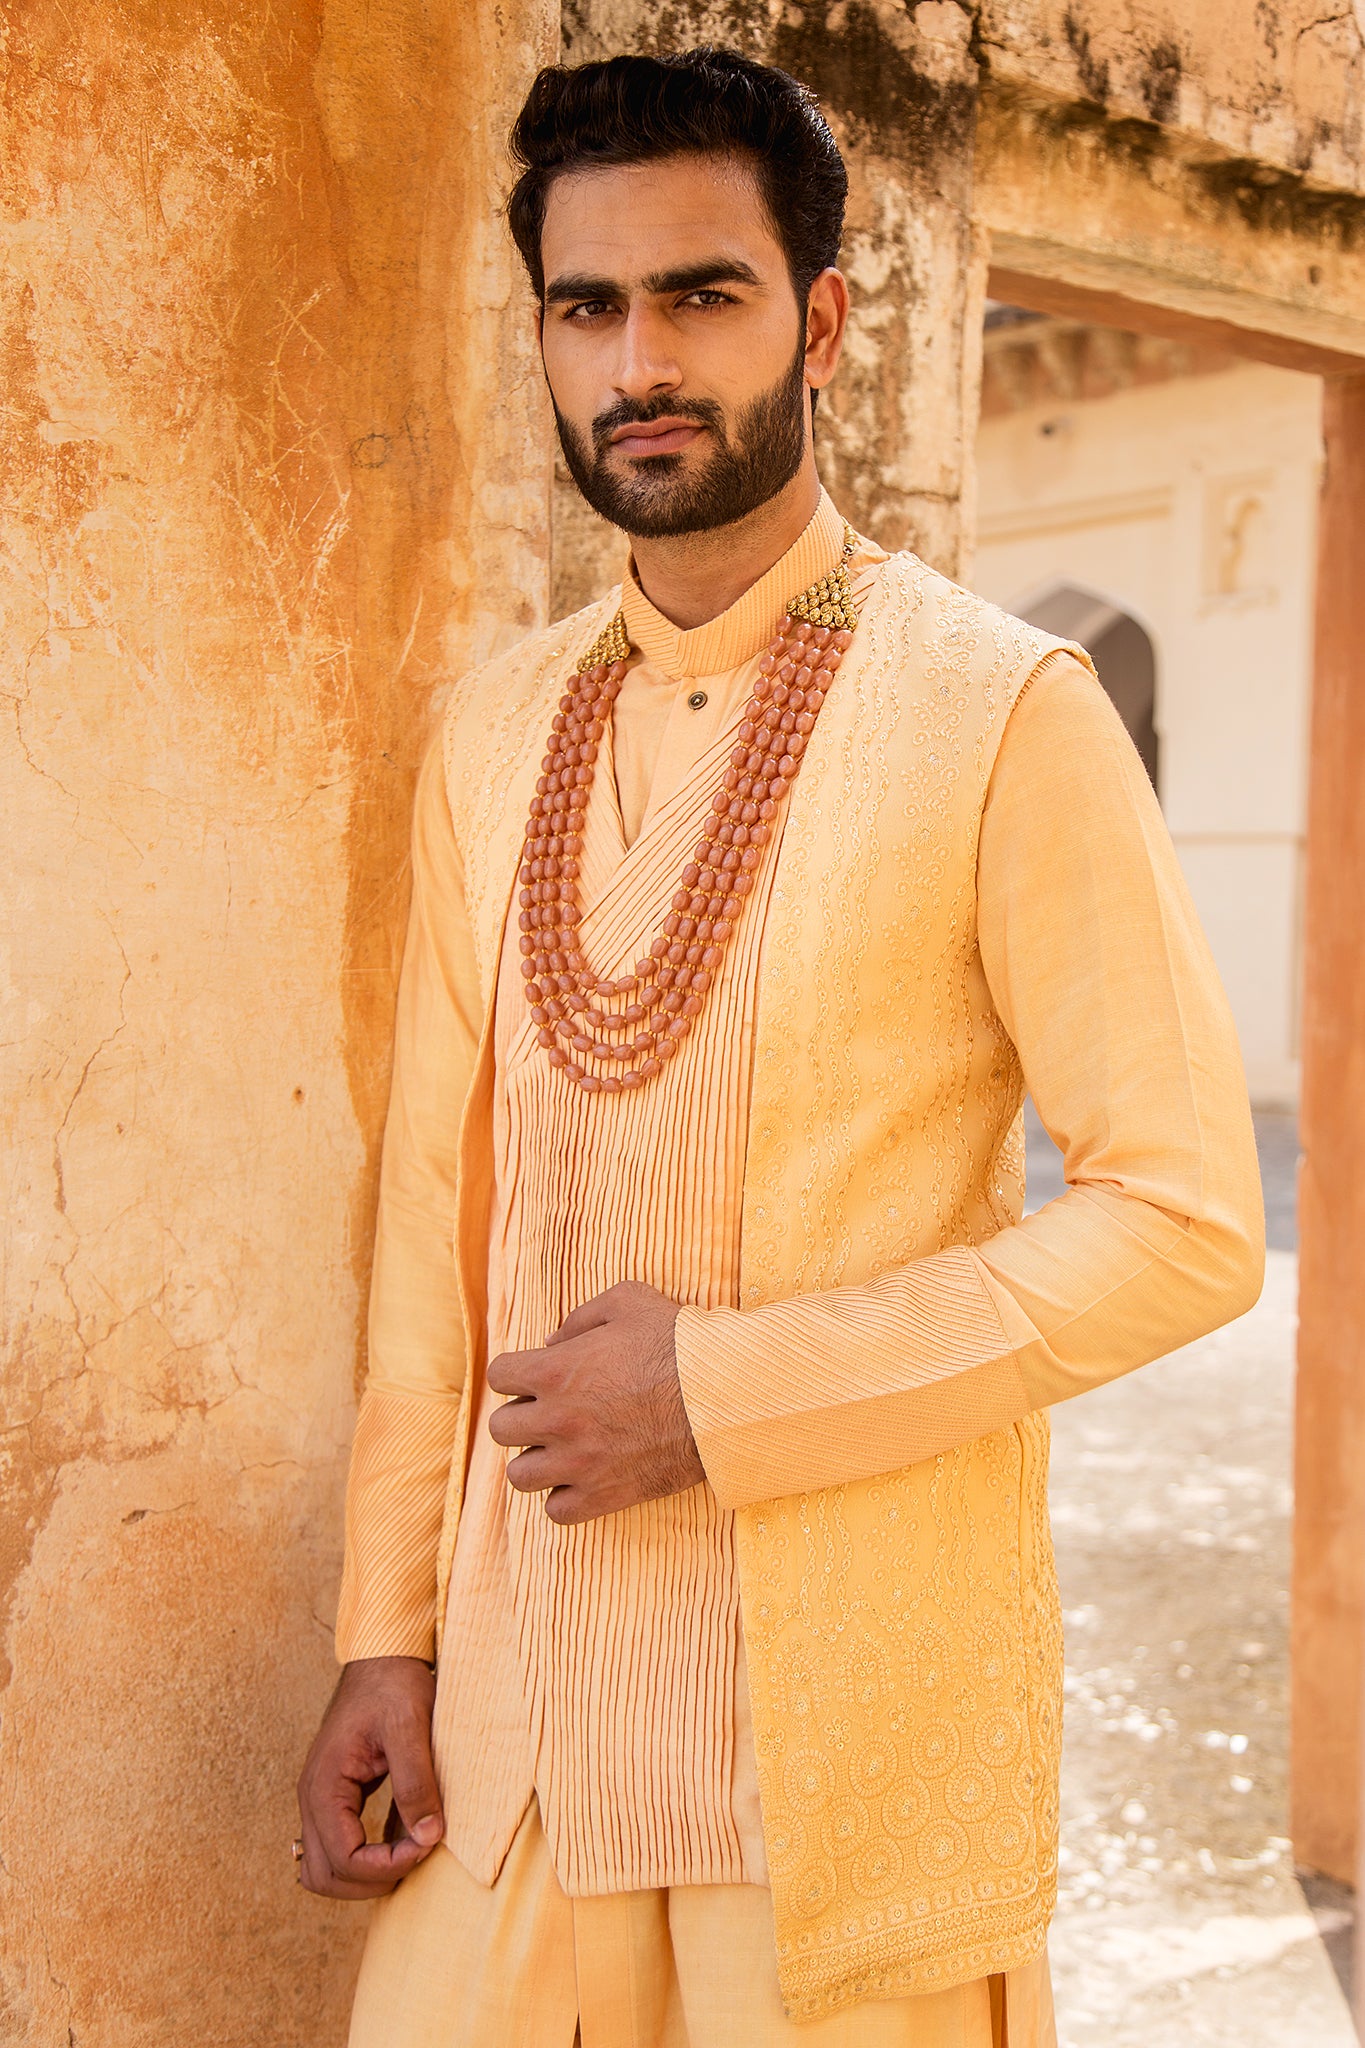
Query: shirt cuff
335 1386 461 1663
674 1245 1031 1510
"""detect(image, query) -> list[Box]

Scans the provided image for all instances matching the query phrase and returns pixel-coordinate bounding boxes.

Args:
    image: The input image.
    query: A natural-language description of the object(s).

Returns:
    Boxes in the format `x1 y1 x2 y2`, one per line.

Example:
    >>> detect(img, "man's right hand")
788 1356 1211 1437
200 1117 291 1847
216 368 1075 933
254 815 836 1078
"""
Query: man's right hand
296 1656 444 1899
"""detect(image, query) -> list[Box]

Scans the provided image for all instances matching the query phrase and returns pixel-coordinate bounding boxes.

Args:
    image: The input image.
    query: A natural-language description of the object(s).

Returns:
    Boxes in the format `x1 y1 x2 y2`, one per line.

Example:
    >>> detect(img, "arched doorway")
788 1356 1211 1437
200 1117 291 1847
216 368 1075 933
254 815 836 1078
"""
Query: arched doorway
1017 584 1160 798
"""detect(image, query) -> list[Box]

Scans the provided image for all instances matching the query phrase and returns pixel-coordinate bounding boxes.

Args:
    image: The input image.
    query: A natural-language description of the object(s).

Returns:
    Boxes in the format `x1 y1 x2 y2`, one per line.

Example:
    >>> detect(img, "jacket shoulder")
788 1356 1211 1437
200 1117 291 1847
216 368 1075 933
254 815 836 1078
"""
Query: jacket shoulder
876 547 1095 699
441 590 623 742
438 589 623 854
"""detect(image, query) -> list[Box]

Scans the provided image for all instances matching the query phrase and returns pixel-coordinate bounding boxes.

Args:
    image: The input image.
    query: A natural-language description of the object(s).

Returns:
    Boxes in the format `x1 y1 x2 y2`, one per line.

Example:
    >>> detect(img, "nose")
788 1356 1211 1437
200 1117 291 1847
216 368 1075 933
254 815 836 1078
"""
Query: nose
612 303 683 402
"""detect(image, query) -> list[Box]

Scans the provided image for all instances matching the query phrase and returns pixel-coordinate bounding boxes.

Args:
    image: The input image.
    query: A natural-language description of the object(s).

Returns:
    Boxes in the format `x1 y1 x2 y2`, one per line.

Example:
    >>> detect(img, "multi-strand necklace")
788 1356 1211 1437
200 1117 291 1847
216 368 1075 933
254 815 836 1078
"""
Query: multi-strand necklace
519 525 860 1094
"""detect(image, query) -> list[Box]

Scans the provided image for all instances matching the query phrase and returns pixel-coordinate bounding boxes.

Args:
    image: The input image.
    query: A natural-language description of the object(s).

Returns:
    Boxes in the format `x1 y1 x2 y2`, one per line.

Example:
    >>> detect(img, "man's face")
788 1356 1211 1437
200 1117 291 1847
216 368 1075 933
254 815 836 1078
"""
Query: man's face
538 154 813 538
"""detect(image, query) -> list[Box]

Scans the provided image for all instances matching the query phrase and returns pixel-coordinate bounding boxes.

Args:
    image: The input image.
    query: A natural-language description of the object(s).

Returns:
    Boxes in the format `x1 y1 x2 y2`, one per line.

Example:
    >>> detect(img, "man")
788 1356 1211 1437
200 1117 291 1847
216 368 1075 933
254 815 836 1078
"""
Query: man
297 47 1263 2047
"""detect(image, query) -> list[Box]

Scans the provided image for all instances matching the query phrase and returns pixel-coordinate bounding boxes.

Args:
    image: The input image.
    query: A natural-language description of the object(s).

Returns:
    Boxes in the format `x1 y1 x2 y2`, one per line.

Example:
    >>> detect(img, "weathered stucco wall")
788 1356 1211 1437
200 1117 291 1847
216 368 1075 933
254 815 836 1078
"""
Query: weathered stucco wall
979 0 1365 194
0 2 553 2041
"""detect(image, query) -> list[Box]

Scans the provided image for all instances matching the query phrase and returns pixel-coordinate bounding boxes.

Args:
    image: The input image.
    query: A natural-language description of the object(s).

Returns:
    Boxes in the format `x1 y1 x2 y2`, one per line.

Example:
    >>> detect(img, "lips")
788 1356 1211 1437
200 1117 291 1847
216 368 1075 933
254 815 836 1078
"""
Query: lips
609 418 705 458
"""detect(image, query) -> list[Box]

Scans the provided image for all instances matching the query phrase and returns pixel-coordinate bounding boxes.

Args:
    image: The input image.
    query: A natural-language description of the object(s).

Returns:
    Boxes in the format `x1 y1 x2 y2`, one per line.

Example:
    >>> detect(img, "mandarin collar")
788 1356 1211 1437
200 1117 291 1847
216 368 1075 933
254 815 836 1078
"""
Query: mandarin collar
618 489 847 680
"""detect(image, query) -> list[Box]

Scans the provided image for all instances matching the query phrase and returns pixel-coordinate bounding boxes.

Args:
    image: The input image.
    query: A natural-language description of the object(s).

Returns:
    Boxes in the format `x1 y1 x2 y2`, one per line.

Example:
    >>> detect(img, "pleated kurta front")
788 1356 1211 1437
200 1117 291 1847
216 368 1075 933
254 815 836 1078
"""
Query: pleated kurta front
433 498 874 1894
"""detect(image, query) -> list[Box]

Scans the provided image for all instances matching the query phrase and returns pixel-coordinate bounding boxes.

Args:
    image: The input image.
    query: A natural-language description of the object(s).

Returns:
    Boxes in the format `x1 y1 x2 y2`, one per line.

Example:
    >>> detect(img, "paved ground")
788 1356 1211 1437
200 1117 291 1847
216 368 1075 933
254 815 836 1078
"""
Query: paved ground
1025 1107 1356 2045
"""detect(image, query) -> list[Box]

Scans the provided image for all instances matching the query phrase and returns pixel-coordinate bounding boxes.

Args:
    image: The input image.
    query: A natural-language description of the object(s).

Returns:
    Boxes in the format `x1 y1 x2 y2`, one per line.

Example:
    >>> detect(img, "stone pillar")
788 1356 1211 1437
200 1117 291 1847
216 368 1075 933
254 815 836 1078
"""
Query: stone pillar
0 1 553 2040
1291 372 1365 1885
550 0 986 616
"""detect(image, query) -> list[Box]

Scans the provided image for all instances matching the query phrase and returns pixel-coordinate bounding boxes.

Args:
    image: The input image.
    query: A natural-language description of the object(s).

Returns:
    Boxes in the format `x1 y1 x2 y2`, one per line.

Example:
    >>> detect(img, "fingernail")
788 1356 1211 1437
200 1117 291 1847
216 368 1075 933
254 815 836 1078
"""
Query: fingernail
411 1815 443 1847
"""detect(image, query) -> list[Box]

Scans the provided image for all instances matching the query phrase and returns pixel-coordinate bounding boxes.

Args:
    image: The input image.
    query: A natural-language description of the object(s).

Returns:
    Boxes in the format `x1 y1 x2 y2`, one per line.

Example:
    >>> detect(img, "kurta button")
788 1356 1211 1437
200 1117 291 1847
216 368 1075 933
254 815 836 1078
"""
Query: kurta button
687 689 708 710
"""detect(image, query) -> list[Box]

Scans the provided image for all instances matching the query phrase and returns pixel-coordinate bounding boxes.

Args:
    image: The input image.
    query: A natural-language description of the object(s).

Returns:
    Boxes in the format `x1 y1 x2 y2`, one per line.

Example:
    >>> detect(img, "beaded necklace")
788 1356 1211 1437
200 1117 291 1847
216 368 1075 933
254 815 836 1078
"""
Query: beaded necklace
519 524 861 1094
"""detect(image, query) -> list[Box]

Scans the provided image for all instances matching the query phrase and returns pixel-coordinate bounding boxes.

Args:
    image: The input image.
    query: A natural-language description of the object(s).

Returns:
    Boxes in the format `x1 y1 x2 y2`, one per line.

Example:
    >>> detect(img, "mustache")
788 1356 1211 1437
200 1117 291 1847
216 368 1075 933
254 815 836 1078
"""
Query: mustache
591 393 726 457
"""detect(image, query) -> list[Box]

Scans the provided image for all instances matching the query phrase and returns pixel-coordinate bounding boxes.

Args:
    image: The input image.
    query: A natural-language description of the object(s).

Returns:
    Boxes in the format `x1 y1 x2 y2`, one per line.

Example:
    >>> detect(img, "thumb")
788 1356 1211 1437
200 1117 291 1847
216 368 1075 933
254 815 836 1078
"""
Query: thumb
386 1716 445 1850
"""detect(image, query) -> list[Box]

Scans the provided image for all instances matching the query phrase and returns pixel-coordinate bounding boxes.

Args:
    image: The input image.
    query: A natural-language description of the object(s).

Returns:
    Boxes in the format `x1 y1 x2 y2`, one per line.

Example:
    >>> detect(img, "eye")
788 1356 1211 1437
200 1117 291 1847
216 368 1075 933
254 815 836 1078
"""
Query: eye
684 289 736 310
564 299 616 322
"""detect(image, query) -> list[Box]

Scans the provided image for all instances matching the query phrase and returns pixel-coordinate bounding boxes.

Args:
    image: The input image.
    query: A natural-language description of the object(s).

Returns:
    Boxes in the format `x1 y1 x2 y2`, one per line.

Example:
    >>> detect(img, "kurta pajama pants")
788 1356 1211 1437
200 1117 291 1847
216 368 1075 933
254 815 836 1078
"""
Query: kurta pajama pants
347 1802 1056 2048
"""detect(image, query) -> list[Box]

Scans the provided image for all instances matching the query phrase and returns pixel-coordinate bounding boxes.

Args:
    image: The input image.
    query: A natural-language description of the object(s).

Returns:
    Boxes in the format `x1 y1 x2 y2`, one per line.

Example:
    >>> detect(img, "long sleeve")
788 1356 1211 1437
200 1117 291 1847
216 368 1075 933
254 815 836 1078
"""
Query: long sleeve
335 739 483 1662
675 654 1266 1509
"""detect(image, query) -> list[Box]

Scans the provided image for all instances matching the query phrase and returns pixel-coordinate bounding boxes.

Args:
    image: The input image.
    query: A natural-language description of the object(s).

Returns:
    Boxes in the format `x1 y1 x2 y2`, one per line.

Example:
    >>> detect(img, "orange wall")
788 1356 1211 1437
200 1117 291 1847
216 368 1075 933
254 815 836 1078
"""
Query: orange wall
0 2 552 2039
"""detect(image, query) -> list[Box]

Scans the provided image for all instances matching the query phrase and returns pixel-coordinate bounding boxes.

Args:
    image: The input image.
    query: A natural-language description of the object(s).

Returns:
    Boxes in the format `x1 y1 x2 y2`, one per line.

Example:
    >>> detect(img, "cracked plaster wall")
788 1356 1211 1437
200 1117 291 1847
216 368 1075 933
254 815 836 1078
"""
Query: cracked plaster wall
0 1 553 2042
978 0 1365 196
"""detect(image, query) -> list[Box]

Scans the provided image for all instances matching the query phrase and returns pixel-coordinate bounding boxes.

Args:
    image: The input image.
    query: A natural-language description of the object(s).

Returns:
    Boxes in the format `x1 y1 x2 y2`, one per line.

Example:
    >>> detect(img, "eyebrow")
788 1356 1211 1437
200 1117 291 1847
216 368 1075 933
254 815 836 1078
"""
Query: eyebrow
543 258 764 306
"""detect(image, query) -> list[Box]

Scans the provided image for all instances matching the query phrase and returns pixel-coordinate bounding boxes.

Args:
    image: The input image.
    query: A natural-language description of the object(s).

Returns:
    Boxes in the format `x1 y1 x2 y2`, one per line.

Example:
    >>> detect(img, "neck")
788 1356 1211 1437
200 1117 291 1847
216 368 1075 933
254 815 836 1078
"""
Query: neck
628 461 822 632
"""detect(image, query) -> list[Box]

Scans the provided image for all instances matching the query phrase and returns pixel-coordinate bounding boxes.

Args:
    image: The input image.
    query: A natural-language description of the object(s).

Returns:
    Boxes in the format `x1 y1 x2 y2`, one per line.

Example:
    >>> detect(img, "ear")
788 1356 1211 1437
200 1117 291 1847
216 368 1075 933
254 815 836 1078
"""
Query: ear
805 268 850 391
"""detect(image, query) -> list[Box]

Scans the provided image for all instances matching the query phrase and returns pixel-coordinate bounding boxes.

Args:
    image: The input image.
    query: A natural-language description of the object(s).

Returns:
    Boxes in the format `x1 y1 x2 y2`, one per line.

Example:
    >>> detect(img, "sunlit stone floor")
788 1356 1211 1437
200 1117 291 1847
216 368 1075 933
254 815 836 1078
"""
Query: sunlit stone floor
1027 1108 1354 2046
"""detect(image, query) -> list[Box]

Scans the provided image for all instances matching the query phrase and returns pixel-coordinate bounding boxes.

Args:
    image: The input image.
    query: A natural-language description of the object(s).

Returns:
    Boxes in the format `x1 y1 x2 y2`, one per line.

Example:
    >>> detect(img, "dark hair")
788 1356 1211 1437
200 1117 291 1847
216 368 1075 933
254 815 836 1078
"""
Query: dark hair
507 48 847 305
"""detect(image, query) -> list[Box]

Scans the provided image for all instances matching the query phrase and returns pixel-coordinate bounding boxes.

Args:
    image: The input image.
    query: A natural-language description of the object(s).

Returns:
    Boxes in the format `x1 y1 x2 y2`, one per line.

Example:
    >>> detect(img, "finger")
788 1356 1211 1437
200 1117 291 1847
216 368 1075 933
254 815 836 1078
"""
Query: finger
543 1484 593 1524
505 1446 572 1495
298 1808 392 1900
545 1294 618 1345
488 1396 547 1449
311 1773 374 1877
487 1346 553 1398
386 1717 445 1852
306 1786 438 1896
301 1848 418 1899
330 1834 435 1890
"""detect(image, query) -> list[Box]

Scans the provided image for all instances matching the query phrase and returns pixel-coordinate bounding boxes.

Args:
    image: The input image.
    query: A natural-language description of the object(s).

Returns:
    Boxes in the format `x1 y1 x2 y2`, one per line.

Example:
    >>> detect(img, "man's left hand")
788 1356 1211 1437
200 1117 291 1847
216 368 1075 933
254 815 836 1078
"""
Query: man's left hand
486 1281 702 1524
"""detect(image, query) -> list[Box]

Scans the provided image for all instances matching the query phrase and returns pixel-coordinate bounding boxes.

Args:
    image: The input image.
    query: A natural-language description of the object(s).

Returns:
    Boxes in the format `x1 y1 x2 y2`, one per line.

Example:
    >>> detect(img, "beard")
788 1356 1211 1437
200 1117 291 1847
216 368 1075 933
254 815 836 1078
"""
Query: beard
553 338 809 540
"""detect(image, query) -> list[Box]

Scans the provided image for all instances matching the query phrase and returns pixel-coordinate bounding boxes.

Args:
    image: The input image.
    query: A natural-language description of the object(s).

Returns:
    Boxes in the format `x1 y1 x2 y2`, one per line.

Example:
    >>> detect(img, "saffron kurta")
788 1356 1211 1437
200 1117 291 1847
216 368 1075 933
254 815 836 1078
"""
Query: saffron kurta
337 492 1263 2021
